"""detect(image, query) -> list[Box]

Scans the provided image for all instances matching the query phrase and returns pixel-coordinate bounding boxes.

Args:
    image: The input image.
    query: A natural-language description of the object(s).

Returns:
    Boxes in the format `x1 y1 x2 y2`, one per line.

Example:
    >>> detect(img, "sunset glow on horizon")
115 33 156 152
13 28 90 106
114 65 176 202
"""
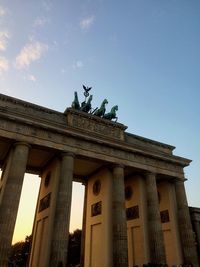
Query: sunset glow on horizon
12 174 41 244
12 174 84 244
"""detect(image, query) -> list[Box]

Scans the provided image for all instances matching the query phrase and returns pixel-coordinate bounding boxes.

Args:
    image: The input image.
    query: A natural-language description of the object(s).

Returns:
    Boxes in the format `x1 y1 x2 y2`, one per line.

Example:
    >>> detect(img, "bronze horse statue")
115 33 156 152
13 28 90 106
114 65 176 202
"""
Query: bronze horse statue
103 105 118 121
93 99 108 117
71 91 80 110
80 95 93 113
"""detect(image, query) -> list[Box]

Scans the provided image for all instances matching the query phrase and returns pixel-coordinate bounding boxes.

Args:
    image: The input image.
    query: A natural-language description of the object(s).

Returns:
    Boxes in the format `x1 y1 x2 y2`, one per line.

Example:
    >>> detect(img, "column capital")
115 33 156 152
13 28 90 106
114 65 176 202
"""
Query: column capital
111 163 125 170
145 171 157 177
60 151 75 158
14 141 31 149
174 177 187 184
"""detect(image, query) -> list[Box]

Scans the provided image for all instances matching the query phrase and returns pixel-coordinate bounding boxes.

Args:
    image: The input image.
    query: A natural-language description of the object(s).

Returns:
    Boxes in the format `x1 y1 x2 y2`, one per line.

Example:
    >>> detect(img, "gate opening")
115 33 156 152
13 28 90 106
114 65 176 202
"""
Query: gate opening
11 177 85 245
12 174 41 244
70 182 85 233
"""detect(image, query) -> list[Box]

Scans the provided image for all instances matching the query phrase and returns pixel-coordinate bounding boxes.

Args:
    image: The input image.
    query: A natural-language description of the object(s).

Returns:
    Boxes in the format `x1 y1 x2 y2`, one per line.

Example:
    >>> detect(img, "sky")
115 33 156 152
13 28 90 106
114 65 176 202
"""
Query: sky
0 0 199 243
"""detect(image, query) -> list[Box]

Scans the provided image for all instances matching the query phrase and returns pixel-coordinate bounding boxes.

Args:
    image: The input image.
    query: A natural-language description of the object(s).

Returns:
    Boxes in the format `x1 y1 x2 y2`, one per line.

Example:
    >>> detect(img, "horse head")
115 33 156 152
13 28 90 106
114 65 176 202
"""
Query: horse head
112 105 118 112
103 99 108 105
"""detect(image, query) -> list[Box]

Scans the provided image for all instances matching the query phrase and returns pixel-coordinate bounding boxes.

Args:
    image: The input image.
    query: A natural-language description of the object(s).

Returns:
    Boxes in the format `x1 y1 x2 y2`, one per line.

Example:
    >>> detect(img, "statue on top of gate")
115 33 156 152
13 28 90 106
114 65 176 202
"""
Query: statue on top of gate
71 85 118 121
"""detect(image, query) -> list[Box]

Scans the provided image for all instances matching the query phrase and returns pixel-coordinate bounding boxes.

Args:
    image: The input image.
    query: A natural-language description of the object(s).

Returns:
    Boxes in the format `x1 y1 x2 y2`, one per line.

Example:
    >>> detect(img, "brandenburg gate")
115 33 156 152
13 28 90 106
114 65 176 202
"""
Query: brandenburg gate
0 88 198 267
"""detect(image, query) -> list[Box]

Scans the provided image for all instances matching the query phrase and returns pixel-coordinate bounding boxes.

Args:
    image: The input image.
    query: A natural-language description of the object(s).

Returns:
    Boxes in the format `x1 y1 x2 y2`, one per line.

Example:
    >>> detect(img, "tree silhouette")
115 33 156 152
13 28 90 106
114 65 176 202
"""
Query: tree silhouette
9 235 32 267
9 230 82 267
67 229 82 266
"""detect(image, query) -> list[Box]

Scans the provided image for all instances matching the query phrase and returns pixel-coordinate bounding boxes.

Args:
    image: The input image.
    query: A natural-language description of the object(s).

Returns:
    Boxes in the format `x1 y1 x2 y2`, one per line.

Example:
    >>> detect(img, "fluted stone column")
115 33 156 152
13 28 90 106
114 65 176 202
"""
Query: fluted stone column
80 182 87 267
50 152 74 267
112 164 128 267
0 142 30 267
145 172 166 264
175 180 199 266
193 220 200 258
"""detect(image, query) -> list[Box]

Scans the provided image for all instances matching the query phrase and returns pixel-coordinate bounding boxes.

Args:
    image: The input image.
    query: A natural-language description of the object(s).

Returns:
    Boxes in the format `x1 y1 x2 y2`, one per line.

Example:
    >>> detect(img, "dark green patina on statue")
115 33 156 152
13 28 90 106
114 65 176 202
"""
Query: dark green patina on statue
103 105 118 121
71 85 118 121
80 94 93 113
93 99 108 117
71 91 80 110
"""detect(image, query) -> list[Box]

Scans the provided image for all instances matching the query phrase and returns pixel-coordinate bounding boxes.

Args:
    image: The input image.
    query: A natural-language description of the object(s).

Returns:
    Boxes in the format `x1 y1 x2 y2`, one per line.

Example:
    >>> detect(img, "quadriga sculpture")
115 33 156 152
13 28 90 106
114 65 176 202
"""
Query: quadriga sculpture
103 105 118 121
70 86 118 122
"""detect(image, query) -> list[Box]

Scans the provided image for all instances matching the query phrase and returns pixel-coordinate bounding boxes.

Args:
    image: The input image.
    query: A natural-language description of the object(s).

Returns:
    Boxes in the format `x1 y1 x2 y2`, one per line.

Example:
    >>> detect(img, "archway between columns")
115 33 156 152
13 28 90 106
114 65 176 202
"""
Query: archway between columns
10 175 85 246
12 174 41 244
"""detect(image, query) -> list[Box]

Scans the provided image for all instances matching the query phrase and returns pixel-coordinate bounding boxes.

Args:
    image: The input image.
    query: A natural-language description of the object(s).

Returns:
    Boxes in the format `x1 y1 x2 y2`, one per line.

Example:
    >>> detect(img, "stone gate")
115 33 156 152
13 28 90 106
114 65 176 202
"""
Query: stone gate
0 93 198 267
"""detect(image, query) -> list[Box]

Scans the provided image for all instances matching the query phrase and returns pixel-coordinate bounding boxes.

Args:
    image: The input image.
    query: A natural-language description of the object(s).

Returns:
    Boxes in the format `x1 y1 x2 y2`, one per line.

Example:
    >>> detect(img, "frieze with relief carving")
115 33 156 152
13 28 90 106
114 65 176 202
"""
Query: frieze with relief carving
67 110 125 140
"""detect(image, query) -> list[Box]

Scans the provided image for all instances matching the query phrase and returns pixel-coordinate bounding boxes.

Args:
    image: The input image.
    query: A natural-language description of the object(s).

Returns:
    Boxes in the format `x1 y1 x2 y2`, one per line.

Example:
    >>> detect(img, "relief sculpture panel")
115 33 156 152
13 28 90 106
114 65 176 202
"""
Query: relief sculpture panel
71 113 122 139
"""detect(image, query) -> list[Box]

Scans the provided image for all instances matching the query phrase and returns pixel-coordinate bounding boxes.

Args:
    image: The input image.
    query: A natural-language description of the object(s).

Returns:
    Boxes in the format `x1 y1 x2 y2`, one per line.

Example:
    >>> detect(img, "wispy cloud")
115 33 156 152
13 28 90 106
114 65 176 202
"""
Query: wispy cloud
80 15 94 30
42 1 53 12
61 68 67 74
73 60 84 69
0 56 9 74
27 74 37 82
33 17 49 27
0 31 10 51
15 41 48 69
0 6 6 17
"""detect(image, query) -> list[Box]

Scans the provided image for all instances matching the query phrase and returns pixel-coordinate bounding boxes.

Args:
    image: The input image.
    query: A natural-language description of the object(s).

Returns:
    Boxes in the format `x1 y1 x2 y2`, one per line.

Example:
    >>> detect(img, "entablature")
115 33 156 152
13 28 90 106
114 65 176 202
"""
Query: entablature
0 93 191 179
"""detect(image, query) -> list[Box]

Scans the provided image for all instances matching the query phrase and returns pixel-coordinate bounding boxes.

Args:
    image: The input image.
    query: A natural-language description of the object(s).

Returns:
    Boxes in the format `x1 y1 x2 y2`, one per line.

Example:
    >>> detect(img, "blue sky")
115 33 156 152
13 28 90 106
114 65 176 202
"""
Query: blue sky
0 1 200 241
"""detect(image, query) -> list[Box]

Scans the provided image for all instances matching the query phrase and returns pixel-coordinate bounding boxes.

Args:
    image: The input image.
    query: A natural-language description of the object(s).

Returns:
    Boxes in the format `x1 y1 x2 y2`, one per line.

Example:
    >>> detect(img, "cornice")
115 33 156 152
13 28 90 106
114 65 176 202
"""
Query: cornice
0 93 62 115
125 132 175 151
